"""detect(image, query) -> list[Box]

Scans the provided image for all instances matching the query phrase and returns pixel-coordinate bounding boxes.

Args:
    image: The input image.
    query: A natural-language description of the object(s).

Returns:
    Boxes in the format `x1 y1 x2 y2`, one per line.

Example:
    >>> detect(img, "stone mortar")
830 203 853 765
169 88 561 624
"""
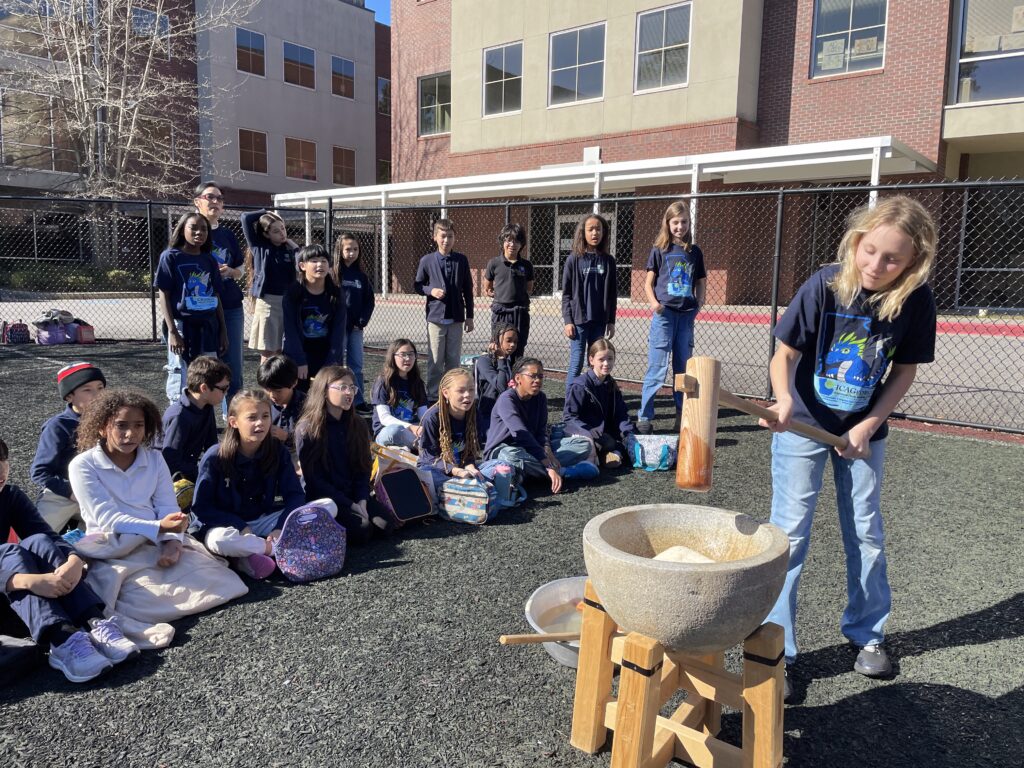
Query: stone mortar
582 503 789 654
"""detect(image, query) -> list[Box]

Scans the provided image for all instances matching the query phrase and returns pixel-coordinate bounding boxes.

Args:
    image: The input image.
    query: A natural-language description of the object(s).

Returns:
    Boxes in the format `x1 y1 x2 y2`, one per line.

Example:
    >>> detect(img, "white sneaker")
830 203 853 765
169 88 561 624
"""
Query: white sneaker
89 616 140 664
48 630 113 683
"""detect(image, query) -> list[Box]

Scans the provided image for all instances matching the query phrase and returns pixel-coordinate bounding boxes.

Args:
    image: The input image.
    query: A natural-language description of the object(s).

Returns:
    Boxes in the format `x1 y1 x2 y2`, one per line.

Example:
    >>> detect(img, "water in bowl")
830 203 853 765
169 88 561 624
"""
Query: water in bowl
535 601 583 637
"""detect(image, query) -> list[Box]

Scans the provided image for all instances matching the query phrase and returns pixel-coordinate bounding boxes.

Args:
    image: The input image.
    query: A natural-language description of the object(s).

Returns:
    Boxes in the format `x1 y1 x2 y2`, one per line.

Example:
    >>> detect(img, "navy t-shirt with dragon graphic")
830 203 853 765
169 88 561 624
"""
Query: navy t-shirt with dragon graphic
774 264 936 441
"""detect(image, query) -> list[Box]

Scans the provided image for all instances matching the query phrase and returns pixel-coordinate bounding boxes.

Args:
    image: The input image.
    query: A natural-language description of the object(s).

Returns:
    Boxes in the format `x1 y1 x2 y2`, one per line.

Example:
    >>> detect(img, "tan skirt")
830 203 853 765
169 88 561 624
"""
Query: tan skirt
248 294 284 352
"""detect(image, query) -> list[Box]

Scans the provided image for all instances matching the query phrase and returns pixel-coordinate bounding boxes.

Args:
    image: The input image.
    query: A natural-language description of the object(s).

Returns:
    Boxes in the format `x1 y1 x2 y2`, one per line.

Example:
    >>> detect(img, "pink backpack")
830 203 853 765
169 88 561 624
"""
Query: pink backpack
272 501 346 583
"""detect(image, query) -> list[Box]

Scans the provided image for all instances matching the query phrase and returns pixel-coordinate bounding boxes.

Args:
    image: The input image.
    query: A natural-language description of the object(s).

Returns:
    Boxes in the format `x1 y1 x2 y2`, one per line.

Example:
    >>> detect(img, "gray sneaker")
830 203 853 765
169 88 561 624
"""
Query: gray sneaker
854 644 892 677
89 616 140 664
49 631 113 683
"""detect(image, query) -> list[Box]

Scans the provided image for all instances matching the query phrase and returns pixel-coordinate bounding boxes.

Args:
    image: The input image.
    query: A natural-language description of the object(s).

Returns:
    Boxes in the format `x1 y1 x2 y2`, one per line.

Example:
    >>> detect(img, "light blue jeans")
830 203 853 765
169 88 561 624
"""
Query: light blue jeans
566 321 606 395
376 423 418 450
765 431 890 663
639 308 696 421
222 306 245 412
487 435 592 479
345 327 365 406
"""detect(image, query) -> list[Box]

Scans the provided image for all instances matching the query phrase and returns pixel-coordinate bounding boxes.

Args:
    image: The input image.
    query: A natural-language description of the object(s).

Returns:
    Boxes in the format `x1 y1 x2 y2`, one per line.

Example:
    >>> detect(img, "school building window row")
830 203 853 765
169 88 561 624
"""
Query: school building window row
235 27 356 100
237 128 356 186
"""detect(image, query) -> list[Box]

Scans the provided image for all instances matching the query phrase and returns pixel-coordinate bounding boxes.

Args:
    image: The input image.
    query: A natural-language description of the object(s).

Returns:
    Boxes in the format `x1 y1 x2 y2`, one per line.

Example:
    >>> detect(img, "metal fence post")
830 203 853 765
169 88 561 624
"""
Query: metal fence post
380 191 389 297
147 202 157 341
954 187 969 310
326 197 334 254
765 190 786 400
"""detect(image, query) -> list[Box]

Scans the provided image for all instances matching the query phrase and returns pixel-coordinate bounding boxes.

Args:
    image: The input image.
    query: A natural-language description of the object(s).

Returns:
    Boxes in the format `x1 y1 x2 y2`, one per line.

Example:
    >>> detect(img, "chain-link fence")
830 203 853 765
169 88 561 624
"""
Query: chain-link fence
2 182 1023 432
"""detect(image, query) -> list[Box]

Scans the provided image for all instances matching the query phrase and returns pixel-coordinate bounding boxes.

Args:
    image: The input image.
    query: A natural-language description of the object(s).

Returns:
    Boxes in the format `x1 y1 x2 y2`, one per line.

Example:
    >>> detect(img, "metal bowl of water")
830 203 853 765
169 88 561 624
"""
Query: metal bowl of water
524 576 587 668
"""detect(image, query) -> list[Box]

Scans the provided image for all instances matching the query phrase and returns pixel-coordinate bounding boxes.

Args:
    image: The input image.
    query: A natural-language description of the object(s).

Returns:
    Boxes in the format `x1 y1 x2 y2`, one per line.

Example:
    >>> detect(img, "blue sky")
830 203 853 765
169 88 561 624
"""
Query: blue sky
363 0 390 25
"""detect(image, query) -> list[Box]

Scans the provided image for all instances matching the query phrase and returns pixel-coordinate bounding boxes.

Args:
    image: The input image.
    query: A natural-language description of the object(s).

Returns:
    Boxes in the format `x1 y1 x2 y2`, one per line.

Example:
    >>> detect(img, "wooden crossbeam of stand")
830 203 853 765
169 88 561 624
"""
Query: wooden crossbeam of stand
570 580 784 768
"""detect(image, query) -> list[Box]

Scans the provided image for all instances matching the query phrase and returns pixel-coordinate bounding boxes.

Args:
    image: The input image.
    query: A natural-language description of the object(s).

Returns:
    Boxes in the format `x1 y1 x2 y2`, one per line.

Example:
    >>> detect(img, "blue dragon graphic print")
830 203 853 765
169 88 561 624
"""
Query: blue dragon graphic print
814 312 894 413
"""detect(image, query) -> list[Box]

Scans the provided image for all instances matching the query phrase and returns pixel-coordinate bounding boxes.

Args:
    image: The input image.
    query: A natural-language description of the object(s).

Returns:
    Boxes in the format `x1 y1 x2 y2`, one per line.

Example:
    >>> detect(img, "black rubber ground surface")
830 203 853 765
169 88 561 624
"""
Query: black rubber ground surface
0 343 1021 767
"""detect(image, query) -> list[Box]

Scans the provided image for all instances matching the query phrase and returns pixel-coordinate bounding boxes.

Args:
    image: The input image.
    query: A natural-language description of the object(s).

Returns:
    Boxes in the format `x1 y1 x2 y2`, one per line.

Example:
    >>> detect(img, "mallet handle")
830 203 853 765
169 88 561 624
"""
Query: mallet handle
499 632 581 645
717 390 848 450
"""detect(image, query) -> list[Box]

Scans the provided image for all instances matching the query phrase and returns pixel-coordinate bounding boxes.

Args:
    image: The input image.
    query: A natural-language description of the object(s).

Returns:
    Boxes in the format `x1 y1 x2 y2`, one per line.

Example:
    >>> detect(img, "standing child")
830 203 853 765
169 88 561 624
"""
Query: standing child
483 358 597 496
484 223 533 359
191 390 309 580
371 339 429 450
1 438 139 683
637 201 706 434
414 219 474 400
474 324 518 441
257 355 307 449
334 232 375 416
155 212 228 396
161 356 231 483
561 213 617 394
241 209 299 362
282 244 347 385
758 196 938 694
564 339 632 469
296 367 388 544
193 182 245 406
69 391 192 569
30 362 106 532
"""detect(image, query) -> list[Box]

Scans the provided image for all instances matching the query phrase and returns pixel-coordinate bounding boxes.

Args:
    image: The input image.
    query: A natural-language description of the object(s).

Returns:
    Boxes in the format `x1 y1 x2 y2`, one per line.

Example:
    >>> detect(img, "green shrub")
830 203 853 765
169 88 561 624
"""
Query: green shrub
63 275 94 292
104 269 134 290
8 270 50 291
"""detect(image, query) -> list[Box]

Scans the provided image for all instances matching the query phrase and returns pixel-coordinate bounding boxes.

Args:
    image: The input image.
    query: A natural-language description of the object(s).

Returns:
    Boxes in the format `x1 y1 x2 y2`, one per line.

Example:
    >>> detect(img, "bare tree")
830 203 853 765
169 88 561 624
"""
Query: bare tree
0 0 255 199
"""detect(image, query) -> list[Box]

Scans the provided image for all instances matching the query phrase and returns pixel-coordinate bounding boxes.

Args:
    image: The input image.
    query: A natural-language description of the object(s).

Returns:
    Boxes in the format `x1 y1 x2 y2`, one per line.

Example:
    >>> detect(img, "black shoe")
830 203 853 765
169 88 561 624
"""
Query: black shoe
853 644 892 677
636 420 653 435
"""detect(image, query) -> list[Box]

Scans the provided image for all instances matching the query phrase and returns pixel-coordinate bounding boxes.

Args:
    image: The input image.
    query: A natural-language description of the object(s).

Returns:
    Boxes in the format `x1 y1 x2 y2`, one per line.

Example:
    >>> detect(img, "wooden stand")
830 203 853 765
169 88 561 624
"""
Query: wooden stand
570 581 784 768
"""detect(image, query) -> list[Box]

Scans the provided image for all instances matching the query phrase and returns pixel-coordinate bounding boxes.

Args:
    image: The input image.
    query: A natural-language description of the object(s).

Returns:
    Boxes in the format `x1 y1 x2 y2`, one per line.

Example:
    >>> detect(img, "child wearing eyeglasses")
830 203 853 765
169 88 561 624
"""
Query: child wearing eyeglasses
161 356 232 483
371 339 429 450
296 366 390 544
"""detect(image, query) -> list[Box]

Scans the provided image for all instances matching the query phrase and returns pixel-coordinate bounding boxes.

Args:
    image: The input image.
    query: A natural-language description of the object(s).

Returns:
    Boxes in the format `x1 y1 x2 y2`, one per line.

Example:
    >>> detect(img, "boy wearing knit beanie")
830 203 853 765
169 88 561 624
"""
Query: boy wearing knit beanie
29 363 107 532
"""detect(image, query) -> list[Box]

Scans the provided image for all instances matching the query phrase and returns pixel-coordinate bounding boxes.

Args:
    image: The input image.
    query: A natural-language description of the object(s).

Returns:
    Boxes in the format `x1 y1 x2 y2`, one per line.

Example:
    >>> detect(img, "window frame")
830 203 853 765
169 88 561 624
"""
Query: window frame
130 7 171 60
418 72 452 137
948 0 1024 106
331 55 355 100
377 76 391 116
0 87 77 174
235 26 266 78
633 2 692 94
237 127 268 175
283 40 316 90
284 136 317 182
332 144 356 186
809 0 888 79
482 40 524 117
547 21 607 108
376 158 391 184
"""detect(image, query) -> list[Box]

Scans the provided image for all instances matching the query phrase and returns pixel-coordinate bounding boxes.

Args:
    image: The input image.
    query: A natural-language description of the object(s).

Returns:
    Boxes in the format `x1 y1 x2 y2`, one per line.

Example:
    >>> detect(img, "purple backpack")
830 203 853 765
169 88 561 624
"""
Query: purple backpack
272 500 346 583
35 322 67 345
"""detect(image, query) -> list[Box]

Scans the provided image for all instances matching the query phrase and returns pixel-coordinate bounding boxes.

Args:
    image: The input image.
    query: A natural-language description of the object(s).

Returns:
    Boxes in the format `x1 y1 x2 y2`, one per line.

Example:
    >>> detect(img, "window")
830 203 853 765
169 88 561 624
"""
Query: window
131 8 171 59
483 41 522 115
236 28 265 76
285 137 316 180
284 42 315 89
811 0 887 77
955 0 1024 103
333 146 355 186
636 3 691 91
238 128 267 173
0 1 47 58
332 56 354 98
377 77 391 115
549 23 605 105
0 89 76 173
377 158 390 184
419 73 451 135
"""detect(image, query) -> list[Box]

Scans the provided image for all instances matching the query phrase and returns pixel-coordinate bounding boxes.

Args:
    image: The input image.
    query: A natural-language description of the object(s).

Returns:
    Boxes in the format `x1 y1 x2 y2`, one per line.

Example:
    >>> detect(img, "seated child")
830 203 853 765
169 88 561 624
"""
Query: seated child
69 390 192 569
563 339 633 469
191 390 309 580
257 355 307 449
417 368 496 497
30 362 106 532
161 356 230 482
474 324 518 441
296 366 389 543
482 358 597 495
1 438 138 684
371 339 429 450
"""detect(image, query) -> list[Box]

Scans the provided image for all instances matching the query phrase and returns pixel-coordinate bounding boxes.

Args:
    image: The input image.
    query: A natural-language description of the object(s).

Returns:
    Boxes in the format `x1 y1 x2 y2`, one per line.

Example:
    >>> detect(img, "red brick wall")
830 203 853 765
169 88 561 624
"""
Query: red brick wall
375 21 392 176
392 0 453 182
757 0 951 170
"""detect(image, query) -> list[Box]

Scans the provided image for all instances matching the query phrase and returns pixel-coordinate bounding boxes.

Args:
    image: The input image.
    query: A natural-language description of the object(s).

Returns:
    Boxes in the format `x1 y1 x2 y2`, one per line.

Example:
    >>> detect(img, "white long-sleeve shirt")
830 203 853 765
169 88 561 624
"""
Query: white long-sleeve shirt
69 445 183 544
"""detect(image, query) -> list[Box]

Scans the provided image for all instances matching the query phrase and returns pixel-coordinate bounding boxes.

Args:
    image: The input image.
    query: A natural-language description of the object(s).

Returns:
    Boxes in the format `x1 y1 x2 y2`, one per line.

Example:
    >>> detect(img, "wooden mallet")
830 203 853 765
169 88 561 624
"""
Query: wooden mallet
674 356 848 492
